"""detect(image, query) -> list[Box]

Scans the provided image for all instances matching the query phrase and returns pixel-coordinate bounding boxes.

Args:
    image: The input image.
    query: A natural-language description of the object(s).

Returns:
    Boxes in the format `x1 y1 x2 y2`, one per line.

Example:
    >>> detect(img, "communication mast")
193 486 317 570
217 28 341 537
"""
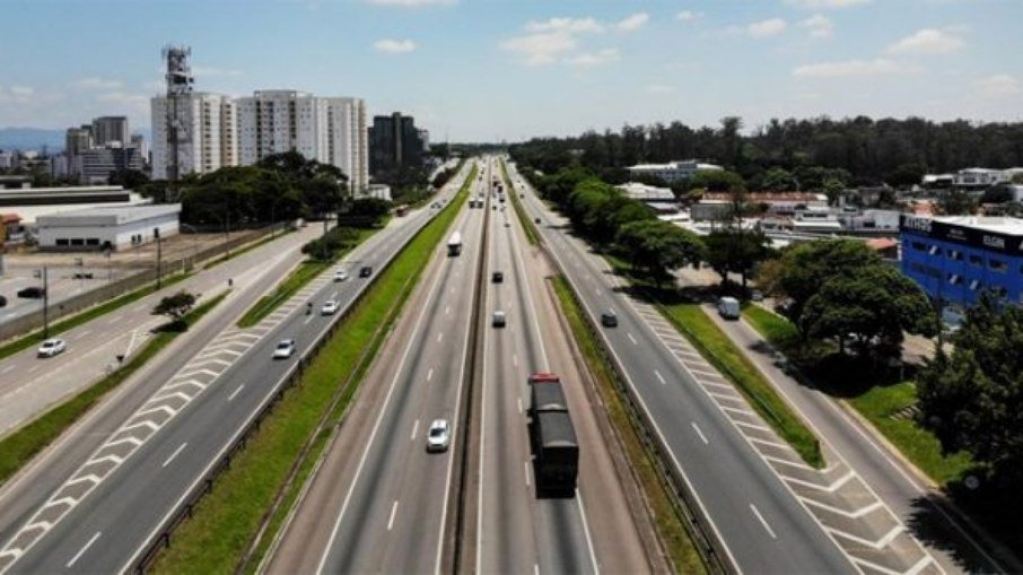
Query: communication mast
162 45 193 201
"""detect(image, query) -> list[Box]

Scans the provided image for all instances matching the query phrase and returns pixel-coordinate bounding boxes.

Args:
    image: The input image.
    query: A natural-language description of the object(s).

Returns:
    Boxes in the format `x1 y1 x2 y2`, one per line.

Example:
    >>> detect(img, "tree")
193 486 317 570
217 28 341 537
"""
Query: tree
616 220 706 281
937 189 977 215
916 294 1023 486
704 227 773 292
775 239 879 330
761 167 797 192
348 197 392 220
689 169 746 193
153 291 197 331
799 264 935 360
109 169 151 190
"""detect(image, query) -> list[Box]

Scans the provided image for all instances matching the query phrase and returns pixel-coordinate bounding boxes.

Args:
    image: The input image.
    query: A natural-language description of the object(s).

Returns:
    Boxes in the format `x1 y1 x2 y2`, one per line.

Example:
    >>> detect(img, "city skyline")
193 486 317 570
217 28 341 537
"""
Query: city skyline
1 0 1021 142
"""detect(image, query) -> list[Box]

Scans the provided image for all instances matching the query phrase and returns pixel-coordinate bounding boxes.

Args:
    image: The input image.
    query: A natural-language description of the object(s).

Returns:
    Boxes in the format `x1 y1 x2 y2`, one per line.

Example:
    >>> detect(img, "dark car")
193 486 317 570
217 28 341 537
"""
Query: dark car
359 265 373 278
601 311 618 327
0 294 7 307
17 287 46 299
492 271 504 283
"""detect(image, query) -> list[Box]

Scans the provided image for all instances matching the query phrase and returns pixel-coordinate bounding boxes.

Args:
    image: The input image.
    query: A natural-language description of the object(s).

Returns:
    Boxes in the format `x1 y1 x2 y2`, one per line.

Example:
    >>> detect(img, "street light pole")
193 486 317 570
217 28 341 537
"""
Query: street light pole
155 227 162 289
42 266 49 339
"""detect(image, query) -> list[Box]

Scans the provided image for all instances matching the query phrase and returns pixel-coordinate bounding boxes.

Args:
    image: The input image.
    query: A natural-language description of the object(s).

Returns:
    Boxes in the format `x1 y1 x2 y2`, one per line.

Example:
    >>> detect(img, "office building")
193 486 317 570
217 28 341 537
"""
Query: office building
65 126 93 158
92 116 129 147
900 214 1023 308
150 92 238 180
78 145 146 185
368 112 426 175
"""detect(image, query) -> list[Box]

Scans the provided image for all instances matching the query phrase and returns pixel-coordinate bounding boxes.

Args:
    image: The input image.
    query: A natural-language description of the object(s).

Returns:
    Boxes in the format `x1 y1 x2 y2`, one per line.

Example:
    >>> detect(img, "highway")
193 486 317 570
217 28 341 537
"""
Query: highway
0 162 472 574
506 159 863 574
266 156 653 575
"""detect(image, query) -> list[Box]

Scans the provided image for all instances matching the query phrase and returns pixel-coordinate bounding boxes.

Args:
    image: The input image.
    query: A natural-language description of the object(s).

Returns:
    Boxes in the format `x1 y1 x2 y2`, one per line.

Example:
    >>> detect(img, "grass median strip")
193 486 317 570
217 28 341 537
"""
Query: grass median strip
551 275 706 574
236 228 376 328
150 165 477 574
500 159 540 246
656 301 822 468
0 291 226 486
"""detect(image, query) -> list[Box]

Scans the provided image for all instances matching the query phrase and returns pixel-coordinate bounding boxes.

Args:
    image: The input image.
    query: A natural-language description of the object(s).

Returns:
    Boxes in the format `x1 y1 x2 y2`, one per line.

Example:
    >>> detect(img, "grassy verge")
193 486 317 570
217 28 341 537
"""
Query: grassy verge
551 276 705 574
743 305 973 483
150 164 477 574
236 228 376 328
0 291 226 485
202 228 289 271
500 159 540 246
0 272 189 362
657 301 822 467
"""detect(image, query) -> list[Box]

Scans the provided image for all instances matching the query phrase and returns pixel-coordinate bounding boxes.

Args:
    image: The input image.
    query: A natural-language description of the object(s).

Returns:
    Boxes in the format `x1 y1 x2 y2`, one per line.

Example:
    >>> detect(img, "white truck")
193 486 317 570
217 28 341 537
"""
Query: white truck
717 296 741 320
447 231 463 256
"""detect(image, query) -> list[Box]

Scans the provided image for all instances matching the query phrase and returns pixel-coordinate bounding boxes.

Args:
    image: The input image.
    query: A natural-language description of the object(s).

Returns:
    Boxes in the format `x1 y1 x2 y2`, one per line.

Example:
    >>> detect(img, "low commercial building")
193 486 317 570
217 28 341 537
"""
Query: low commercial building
627 160 722 184
35 204 181 251
900 214 1023 308
0 185 150 225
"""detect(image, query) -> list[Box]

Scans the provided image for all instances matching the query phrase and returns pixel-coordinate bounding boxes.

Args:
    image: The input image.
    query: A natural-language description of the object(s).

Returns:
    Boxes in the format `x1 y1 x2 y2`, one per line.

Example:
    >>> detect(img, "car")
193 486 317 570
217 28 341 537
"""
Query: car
359 266 373 278
273 338 297 359
504 221 510 227
321 299 339 315
37 338 66 358
534 217 541 224
750 289 764 302
492 271 504 283
492 310 507 328
601 311 618 327
0 295 7 308
17 286 46 299
333 269 349 282
426 419 450 452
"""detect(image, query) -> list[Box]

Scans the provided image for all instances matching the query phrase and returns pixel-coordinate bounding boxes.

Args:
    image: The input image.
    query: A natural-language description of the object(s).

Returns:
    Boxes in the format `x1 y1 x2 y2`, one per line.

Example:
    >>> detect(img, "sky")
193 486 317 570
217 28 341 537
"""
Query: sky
1 0 1021 143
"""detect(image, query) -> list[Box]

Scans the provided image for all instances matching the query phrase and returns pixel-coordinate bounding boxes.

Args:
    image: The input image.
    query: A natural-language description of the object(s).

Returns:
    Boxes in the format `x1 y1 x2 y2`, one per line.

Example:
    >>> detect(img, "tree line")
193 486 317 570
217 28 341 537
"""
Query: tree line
510 115 1023 191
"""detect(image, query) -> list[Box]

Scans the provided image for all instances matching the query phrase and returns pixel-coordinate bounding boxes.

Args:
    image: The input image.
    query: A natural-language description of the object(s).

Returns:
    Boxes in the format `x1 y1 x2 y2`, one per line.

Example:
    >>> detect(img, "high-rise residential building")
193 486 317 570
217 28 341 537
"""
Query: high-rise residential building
130 134 149 163
368 112 426 175
92 116 129 147
236 90 367 193
150 92 237 180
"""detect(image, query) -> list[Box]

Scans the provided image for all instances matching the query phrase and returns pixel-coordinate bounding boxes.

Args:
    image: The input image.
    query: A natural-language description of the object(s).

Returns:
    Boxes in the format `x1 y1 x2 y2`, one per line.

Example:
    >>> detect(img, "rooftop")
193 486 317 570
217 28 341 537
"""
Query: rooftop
936 215 1023 235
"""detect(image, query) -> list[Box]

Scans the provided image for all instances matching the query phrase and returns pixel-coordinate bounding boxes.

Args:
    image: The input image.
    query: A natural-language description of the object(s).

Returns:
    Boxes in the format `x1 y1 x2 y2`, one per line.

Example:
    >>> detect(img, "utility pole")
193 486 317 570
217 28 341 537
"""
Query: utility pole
155 227 162 289
40 267 50 339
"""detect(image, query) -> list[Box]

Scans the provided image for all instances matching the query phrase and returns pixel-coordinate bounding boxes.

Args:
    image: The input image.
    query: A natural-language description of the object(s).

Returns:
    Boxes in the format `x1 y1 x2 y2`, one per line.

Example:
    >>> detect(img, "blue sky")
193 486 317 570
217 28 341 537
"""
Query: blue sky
1 0 1021 142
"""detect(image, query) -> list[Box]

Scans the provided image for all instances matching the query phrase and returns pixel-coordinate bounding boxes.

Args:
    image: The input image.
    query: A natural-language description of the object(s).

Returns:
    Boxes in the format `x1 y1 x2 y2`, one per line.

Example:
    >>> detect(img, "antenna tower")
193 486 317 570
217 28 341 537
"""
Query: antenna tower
162 45 194 201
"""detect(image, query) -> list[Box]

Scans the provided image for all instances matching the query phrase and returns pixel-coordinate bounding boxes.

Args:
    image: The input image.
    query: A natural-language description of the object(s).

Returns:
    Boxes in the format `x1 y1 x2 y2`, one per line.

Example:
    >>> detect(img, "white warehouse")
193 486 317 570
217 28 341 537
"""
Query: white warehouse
35 204 182 251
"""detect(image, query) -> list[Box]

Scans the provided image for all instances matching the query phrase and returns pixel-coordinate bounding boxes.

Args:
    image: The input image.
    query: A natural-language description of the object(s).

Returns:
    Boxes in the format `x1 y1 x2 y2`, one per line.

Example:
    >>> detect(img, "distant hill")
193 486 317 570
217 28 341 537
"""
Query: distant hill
0 128 65 152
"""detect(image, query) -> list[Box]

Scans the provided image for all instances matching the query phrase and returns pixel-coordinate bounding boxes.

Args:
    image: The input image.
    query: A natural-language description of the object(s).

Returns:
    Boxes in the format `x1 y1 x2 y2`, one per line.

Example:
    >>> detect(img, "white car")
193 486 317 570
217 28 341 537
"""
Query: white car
333 269 349 282
321 299 339 315
37 338 66 358
273 338 297 359
426 419 450 452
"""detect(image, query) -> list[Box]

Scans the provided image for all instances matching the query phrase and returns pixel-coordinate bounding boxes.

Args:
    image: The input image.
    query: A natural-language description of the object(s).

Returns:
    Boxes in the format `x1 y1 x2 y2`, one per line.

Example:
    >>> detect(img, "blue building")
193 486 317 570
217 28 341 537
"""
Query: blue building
900 215 1023 309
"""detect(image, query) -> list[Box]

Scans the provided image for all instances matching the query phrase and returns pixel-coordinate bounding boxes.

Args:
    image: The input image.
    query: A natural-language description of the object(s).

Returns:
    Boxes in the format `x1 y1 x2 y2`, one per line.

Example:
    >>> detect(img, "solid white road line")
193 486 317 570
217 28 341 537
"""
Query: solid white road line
750 504 777 539
304 315 314 325
427 368 434 381
575 491 601 575
512 353 518 367
411 419 420 441
66 531 101 568
627 333 638 345
227 385 244 402
654 370 666 385
691 422 709 445
387 500 399 531
524 461 531 487
517 398 522 414
437 332 443 343
445 306 450 315
162 443 188 468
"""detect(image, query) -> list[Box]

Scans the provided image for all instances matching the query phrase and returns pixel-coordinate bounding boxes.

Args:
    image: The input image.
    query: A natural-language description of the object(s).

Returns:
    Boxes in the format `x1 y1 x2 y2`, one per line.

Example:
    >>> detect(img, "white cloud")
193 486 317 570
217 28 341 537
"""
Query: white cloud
615 13 648 33
374 38 417 53
564 48 619 68
192 66 242 78
785 0 869 8
647 84 675 94
887 28 965 55
799 14 833 38
10 85 34 97
793 58 902 77
748 18 787 38
676 10 702 22
368 0 455 6
74 77 124 91
524 17 603 34
974 74 1020 98
500 31 577 66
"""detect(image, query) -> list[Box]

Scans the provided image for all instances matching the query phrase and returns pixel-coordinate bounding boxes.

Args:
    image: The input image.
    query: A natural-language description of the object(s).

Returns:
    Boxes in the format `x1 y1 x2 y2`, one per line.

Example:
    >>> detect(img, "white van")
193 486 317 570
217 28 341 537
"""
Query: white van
717 296 741 320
